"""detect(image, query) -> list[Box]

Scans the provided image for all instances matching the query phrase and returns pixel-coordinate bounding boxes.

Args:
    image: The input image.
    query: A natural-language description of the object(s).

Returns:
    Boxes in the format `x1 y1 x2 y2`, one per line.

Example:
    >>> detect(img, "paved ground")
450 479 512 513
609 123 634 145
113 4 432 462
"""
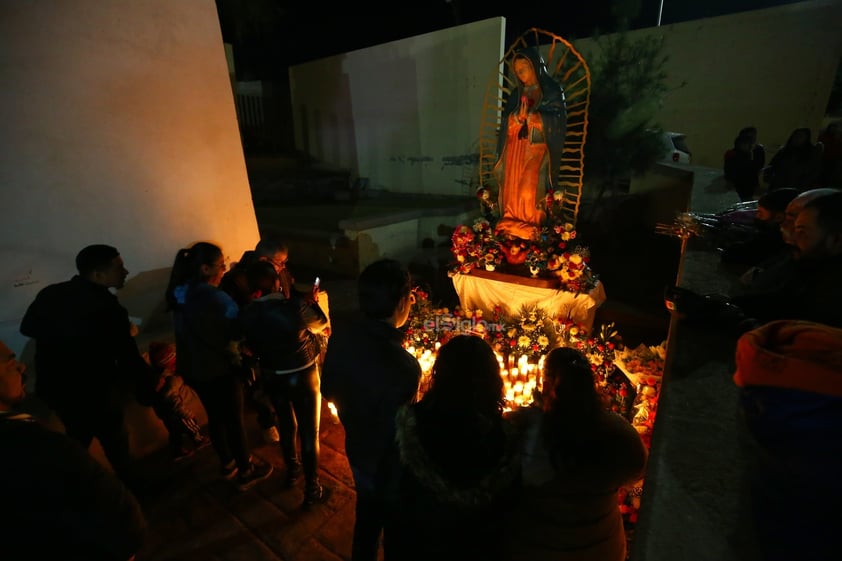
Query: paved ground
129 162 745 561
134 405 361 561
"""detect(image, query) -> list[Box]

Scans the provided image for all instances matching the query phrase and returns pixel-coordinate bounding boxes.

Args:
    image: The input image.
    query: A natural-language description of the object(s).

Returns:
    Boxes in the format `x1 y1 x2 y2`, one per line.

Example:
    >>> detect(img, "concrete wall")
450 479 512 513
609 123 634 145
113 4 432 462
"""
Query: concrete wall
574 0 842 167
0 1 260 357
290 1 841 188
343 206 480 273
289 17 505 196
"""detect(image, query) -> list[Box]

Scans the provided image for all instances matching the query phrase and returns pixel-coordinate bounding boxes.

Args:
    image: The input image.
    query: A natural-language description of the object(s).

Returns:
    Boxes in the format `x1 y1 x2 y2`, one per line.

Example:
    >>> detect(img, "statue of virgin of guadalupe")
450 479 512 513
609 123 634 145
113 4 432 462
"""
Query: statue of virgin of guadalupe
493 47 567 241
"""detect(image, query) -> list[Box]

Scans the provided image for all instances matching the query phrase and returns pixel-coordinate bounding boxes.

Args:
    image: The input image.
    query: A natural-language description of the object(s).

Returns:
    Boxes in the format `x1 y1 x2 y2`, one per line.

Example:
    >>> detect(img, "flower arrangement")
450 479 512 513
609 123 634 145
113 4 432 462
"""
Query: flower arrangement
403 287 503 352
449 224 482 274
449 218 504 273
616 342 665 450
500 305 558 362
524 243 549 272
404 287 443 352
449 195 599 293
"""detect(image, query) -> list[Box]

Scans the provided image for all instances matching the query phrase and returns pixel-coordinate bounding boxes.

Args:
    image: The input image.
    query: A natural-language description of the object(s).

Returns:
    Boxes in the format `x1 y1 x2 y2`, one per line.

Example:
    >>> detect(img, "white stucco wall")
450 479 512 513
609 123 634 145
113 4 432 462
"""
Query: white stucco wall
289 17 505 196
574 0 842 167
0 0 260 356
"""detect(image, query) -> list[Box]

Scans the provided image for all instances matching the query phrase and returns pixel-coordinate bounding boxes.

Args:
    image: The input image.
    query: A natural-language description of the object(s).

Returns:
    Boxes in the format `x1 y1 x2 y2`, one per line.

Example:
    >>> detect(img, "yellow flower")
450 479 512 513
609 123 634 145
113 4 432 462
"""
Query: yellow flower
538 335 549 348
561 232 571 241
569 254 583 265
569 326 579 336
518 336 531 348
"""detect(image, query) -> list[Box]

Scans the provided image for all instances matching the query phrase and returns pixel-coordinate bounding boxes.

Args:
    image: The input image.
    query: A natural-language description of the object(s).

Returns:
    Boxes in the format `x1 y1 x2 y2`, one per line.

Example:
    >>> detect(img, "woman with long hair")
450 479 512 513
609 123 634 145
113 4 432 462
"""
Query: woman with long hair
506 346 647 561
391 335 519 561
165 242 272 491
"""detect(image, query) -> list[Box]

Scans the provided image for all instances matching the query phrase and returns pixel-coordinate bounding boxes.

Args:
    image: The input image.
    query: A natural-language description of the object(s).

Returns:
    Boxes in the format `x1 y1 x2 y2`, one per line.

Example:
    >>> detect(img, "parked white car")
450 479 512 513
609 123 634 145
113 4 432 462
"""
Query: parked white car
658 131 692 164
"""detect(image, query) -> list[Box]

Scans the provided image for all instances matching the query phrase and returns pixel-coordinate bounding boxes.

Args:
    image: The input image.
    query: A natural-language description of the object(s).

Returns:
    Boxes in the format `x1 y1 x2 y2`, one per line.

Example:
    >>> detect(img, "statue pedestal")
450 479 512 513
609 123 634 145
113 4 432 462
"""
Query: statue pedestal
468 268 560 289
451 272 607 333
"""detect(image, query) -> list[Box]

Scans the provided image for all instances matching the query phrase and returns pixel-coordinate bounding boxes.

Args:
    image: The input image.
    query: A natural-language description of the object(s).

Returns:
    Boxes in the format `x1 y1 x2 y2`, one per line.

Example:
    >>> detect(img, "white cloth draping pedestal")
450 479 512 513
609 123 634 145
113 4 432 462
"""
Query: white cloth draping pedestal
451 273 607 333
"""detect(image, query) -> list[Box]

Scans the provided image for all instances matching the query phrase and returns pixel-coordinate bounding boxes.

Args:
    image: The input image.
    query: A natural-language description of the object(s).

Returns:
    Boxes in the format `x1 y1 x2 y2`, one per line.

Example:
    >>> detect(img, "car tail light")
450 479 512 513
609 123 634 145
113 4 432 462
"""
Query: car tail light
672 152 679 162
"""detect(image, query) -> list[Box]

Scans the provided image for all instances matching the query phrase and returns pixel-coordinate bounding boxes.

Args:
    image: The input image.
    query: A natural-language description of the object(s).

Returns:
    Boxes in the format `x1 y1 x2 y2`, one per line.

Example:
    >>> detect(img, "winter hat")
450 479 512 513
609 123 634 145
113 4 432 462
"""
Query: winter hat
734 320 842 397
148 341 177 370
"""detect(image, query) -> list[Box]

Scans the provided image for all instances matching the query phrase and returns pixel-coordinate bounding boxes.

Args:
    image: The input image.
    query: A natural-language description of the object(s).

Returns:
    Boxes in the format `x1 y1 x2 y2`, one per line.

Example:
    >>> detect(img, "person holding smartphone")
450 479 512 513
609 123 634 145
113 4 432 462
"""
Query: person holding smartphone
240 261 331 508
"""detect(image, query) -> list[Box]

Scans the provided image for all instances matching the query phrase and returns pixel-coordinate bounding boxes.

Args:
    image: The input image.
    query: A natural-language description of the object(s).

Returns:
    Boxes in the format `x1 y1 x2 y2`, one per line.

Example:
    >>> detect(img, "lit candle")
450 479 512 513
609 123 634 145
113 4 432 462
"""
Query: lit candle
327 401 339 418
506 388 515 403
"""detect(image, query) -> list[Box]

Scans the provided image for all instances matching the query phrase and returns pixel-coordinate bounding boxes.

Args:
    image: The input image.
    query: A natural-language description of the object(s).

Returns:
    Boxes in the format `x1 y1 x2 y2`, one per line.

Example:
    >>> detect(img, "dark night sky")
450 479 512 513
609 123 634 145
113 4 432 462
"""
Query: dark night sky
217 0 808 79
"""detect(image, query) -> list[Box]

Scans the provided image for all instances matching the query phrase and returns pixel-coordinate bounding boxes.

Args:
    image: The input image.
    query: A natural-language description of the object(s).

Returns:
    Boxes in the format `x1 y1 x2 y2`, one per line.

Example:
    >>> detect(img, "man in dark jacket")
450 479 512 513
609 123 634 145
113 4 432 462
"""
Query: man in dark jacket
0 339 147 561
321 259 421 561
19 244 151 485
240 261 330 508
732 191 842 329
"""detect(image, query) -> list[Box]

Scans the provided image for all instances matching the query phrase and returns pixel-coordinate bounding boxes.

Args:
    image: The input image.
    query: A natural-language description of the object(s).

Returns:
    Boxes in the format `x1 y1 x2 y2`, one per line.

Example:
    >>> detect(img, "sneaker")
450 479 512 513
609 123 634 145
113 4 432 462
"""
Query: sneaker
284 462 303 489
220 460 238 480
236 460 274 491
303 483 332 510
262 426 280 444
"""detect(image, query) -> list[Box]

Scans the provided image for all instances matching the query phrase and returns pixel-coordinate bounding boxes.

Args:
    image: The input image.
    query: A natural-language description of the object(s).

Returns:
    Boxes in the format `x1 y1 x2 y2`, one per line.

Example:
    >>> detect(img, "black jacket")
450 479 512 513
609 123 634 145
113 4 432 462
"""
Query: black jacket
20 276 149 402
240 291 328 371
390 403 519 561
321 316 421 484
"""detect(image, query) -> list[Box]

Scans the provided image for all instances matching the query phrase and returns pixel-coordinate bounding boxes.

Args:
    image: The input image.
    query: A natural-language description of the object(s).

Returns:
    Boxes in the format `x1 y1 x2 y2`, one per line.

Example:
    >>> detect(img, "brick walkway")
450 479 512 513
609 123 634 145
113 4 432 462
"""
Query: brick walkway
135 405 360 561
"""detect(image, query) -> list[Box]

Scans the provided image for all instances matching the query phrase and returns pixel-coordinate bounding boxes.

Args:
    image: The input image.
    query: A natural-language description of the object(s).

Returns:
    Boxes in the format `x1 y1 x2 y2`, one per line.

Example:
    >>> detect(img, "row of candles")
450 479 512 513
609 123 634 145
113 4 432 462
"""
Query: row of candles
404 343 545 409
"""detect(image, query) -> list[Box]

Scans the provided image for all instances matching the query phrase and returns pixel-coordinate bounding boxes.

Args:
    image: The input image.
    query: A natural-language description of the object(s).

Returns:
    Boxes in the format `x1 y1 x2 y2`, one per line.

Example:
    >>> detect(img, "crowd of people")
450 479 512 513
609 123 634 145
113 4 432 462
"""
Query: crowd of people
724 122 842 200
2 238 334 559
3 235 650 560
711 131 842 560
